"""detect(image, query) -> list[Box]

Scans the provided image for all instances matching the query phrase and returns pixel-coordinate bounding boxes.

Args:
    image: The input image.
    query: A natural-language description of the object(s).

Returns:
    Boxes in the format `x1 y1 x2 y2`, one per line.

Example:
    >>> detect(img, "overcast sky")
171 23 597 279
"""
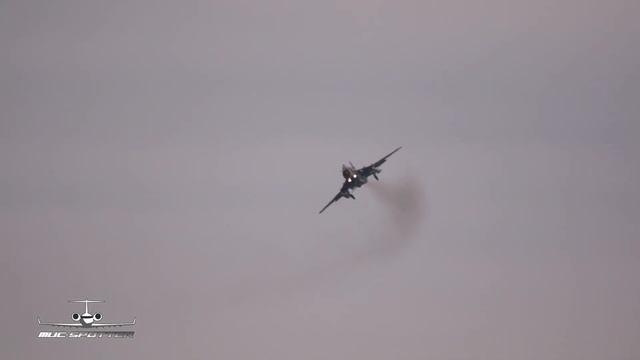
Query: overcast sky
1 1 639 359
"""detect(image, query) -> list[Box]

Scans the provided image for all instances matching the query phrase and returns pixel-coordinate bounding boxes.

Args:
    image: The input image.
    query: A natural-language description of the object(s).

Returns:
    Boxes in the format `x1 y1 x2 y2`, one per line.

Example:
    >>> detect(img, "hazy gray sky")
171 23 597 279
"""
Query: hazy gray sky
1 1 639 359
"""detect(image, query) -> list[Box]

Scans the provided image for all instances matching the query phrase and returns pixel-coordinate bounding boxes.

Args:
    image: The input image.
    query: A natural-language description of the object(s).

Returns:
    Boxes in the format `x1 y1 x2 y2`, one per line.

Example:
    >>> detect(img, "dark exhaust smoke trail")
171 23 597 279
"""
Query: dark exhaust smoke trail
368 177 427 241
358 176 428 259
280 176 428 296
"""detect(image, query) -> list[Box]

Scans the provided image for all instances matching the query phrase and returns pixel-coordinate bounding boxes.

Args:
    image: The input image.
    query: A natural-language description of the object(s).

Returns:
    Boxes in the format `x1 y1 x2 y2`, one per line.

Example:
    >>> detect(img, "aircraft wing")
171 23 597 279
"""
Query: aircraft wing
90 319 136 327
371 146 402 168
319 192 342 214
319 182 351 214
37 318 82 327
360 146 402 175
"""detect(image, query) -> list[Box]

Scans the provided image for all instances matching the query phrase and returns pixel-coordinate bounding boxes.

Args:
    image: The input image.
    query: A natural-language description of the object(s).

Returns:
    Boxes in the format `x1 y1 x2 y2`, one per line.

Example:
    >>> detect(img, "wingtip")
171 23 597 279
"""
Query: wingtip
386 146 402 158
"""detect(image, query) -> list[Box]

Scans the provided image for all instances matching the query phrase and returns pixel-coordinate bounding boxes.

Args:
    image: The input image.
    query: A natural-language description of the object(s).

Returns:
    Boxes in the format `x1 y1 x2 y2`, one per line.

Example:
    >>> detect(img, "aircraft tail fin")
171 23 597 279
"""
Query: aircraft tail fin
69 299 105 314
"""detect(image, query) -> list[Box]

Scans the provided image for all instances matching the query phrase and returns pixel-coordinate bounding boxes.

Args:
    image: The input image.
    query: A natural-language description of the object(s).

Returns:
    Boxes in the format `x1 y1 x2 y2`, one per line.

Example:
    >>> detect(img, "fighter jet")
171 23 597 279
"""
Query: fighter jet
319 147 402 214
37 299 136 328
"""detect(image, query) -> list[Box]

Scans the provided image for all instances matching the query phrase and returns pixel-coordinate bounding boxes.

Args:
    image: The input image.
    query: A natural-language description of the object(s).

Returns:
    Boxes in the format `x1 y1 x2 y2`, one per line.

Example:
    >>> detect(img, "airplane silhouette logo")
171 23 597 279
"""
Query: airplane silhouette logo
38 299 136 328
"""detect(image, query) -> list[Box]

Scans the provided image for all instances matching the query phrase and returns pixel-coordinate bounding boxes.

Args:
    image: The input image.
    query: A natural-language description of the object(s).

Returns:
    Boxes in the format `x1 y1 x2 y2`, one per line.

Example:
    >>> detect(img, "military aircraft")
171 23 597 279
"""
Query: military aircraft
319 147 402 214
37 299 136 328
